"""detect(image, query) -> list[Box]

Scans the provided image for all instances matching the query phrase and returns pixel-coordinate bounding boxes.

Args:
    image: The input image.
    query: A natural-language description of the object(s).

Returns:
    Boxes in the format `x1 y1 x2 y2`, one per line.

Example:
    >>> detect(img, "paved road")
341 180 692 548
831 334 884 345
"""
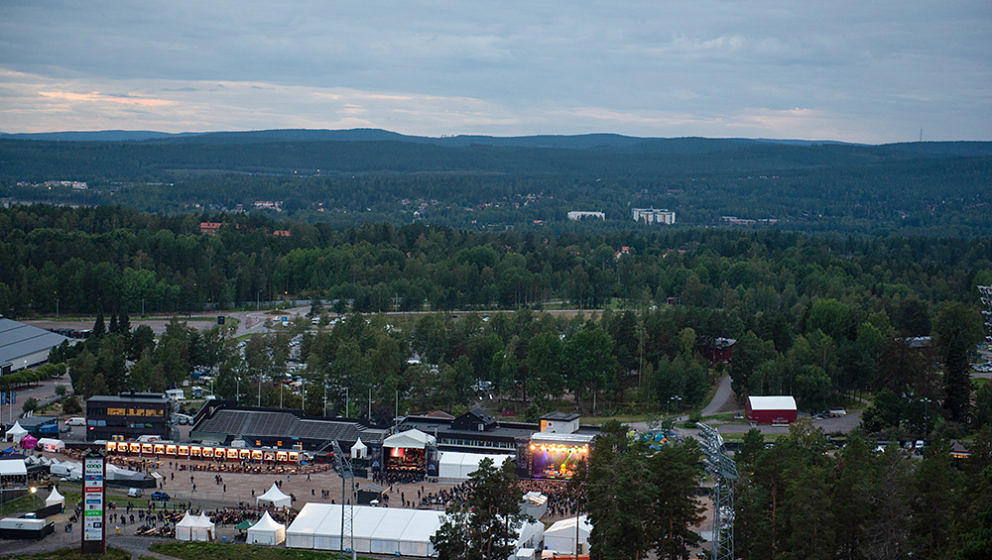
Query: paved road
700 375 735 417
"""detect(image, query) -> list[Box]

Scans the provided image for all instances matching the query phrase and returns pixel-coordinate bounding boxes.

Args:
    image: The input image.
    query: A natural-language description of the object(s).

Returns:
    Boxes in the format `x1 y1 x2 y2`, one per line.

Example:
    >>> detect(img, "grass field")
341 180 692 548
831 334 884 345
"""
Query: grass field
4 547 131 560
150 542 377 560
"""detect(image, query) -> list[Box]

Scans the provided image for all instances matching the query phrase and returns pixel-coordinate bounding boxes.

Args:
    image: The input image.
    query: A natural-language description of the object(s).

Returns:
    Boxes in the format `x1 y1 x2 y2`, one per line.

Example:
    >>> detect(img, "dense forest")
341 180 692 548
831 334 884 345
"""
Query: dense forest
1 132 991 236
12 205 986 440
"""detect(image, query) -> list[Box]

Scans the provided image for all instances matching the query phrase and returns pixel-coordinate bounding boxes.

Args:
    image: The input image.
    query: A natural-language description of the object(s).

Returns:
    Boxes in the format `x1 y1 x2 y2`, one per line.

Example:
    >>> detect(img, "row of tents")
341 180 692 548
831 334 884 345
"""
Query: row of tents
175 510 285 545
4 423 66 452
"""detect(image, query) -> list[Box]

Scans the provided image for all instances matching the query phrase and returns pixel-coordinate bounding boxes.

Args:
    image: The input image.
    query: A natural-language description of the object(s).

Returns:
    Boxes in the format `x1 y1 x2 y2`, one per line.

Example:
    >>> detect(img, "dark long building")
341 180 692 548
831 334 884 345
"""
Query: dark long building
85 392 171 442
190 400 386 451
187 402 599 479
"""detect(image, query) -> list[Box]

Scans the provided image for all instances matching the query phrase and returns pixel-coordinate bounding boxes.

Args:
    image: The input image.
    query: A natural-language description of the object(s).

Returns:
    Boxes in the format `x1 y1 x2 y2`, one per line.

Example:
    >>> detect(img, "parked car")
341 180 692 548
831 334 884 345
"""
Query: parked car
65 417 86 426
150 491 170 501
128 488 144 498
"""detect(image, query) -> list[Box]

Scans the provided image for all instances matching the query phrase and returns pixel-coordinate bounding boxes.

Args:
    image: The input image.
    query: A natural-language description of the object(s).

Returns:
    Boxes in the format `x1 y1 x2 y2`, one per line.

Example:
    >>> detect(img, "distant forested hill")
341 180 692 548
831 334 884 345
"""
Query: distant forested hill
1 131 990 236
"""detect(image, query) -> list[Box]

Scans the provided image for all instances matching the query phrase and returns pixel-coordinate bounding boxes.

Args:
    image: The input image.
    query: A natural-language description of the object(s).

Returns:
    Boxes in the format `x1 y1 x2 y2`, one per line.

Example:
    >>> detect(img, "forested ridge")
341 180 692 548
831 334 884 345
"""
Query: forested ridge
1 205 989 317
2 133 990 236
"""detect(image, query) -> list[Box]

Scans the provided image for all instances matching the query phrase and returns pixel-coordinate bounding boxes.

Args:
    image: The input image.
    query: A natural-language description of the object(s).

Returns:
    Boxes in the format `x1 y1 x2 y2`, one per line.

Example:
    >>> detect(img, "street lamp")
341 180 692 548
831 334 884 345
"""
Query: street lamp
668 395 682 413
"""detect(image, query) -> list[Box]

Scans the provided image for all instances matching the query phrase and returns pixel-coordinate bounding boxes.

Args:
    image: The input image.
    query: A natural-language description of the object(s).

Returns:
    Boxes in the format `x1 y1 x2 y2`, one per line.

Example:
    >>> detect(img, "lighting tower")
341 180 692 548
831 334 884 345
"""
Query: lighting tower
330 439 356 560
698 423 738 560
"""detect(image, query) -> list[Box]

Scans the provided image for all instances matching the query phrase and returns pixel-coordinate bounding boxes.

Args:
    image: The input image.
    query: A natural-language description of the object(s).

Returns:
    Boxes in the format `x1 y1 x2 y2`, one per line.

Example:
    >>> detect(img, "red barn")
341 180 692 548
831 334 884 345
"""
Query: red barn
745 396 798 424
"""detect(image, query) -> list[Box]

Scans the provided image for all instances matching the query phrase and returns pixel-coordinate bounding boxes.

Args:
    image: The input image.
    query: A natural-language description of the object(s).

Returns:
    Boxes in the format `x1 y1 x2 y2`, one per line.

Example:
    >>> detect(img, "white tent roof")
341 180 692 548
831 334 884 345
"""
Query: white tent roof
747 396 797 410
250 511 284 532
257 482 292 507
176 511 196 528
515 520 545 548
37 438 65 449
0 459 27 477
5 421 27 436
196 513 215 528
45 486 65 507
382 429 435 449
523 491 547 506
546 515 592 537
352 437 367 451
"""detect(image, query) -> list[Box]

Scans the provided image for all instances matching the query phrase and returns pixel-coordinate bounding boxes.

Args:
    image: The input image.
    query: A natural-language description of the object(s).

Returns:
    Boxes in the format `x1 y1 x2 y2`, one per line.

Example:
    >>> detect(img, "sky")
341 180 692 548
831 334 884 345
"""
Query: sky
0 1 990 143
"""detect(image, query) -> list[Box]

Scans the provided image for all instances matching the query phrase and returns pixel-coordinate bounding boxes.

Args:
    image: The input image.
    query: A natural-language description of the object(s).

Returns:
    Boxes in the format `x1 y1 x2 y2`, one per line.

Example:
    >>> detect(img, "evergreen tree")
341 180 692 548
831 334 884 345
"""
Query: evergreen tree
118 309 131 335
92 311 105 338
108 312 119 335
932 303 984 423
430 458 526 560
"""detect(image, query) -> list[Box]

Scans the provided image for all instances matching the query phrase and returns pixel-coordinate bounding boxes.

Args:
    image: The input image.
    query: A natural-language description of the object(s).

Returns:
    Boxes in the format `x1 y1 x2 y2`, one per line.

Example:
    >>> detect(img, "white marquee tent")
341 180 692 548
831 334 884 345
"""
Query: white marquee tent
248 511 286 545
175 511 215 542
287 502 538 557
194 513 215 541
0 458 27 478
515 519 545 550
544 515 592 555
438 451 513 480
257 482 292 508
350 437 368 459
382 429 435 450
175 511 196 541
45 486 65 509
287 503 446 557
36 438 65 452
4 421 28 443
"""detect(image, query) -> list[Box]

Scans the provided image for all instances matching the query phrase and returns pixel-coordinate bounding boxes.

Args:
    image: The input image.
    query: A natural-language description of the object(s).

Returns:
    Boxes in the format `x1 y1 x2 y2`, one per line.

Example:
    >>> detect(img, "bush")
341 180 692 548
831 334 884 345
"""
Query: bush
55 385 67 397
62 395 82 414
22 397 38 414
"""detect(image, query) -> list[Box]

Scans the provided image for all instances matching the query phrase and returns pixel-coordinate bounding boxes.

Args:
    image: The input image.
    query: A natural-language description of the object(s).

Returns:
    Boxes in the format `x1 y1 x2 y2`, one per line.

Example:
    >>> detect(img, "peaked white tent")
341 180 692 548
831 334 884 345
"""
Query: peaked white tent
175 511 196 541
45 486 65 509
382 429 434 449
5 421 28 443
257 482 292 508
544 515 591 555
350 437 368 459
194 513 215 541
247 510 286 545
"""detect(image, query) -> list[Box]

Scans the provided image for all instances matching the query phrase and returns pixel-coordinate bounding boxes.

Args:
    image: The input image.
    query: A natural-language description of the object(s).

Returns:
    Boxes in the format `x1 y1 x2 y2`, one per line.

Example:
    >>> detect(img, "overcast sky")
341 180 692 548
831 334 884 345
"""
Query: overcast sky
1 1 990 142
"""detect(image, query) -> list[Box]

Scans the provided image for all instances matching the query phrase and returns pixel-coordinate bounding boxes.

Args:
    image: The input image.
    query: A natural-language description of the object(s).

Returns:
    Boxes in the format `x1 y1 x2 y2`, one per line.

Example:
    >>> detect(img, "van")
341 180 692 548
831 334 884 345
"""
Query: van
65 417 86 426
127 488 143 498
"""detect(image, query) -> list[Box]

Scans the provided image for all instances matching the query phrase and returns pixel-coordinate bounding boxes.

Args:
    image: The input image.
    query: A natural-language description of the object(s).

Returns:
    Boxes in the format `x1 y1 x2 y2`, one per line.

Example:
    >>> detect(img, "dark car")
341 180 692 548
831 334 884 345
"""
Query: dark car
150 491 170 501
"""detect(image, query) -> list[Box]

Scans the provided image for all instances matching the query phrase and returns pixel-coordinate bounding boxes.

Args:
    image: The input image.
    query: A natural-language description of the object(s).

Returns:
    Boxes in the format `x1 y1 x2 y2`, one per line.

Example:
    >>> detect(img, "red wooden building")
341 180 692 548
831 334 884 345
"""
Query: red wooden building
745 396 798 424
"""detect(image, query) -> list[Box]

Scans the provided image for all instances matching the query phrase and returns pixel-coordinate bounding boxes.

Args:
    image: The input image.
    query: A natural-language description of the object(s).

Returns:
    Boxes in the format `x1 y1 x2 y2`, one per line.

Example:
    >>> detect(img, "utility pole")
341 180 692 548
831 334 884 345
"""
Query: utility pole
368 388 371 421
345 387 349 418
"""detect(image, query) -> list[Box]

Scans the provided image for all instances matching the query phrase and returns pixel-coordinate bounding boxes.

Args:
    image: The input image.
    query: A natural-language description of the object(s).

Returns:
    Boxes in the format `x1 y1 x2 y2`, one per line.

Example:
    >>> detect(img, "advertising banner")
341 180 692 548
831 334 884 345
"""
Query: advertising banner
82 453 105 553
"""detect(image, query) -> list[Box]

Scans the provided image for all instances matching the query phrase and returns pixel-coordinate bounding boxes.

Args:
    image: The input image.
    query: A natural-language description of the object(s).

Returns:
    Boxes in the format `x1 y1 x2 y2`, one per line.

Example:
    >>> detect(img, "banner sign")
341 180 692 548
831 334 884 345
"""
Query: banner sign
82 453 106 553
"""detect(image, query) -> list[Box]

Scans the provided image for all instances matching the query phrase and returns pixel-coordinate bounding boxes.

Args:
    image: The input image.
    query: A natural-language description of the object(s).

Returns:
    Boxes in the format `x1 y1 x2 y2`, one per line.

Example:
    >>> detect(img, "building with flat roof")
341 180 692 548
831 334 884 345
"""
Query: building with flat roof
86 392 172 442
0 318 69 372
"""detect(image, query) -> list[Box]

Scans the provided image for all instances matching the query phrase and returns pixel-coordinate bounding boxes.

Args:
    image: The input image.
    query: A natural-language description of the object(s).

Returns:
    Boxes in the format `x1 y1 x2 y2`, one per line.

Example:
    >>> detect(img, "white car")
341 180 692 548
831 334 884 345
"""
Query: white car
64 417 86 426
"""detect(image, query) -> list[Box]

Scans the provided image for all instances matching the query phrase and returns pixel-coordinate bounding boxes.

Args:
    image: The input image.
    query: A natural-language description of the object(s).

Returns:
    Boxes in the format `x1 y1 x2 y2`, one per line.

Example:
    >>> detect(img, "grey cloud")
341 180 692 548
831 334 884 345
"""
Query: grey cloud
0 0 988 141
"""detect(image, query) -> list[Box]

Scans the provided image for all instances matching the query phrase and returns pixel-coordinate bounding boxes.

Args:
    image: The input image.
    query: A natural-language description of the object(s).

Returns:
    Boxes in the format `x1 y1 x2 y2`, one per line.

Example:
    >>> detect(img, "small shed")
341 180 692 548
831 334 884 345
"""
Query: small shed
745 396 798 424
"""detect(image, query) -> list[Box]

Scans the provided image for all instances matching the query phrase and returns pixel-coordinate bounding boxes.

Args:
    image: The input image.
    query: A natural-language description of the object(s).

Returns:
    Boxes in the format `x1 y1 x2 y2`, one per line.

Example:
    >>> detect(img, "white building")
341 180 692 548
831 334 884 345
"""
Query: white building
632 208 676 225
567 211 605 221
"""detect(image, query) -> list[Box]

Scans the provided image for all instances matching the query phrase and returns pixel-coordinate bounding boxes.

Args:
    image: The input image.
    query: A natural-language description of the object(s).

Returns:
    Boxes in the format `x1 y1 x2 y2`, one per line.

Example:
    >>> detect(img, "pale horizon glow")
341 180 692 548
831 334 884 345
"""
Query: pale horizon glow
0 1 990 143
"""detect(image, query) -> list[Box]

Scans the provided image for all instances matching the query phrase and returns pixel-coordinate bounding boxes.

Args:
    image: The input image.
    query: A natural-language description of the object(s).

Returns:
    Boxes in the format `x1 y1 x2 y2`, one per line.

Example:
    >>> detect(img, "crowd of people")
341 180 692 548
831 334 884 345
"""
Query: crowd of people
518 479 582 519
